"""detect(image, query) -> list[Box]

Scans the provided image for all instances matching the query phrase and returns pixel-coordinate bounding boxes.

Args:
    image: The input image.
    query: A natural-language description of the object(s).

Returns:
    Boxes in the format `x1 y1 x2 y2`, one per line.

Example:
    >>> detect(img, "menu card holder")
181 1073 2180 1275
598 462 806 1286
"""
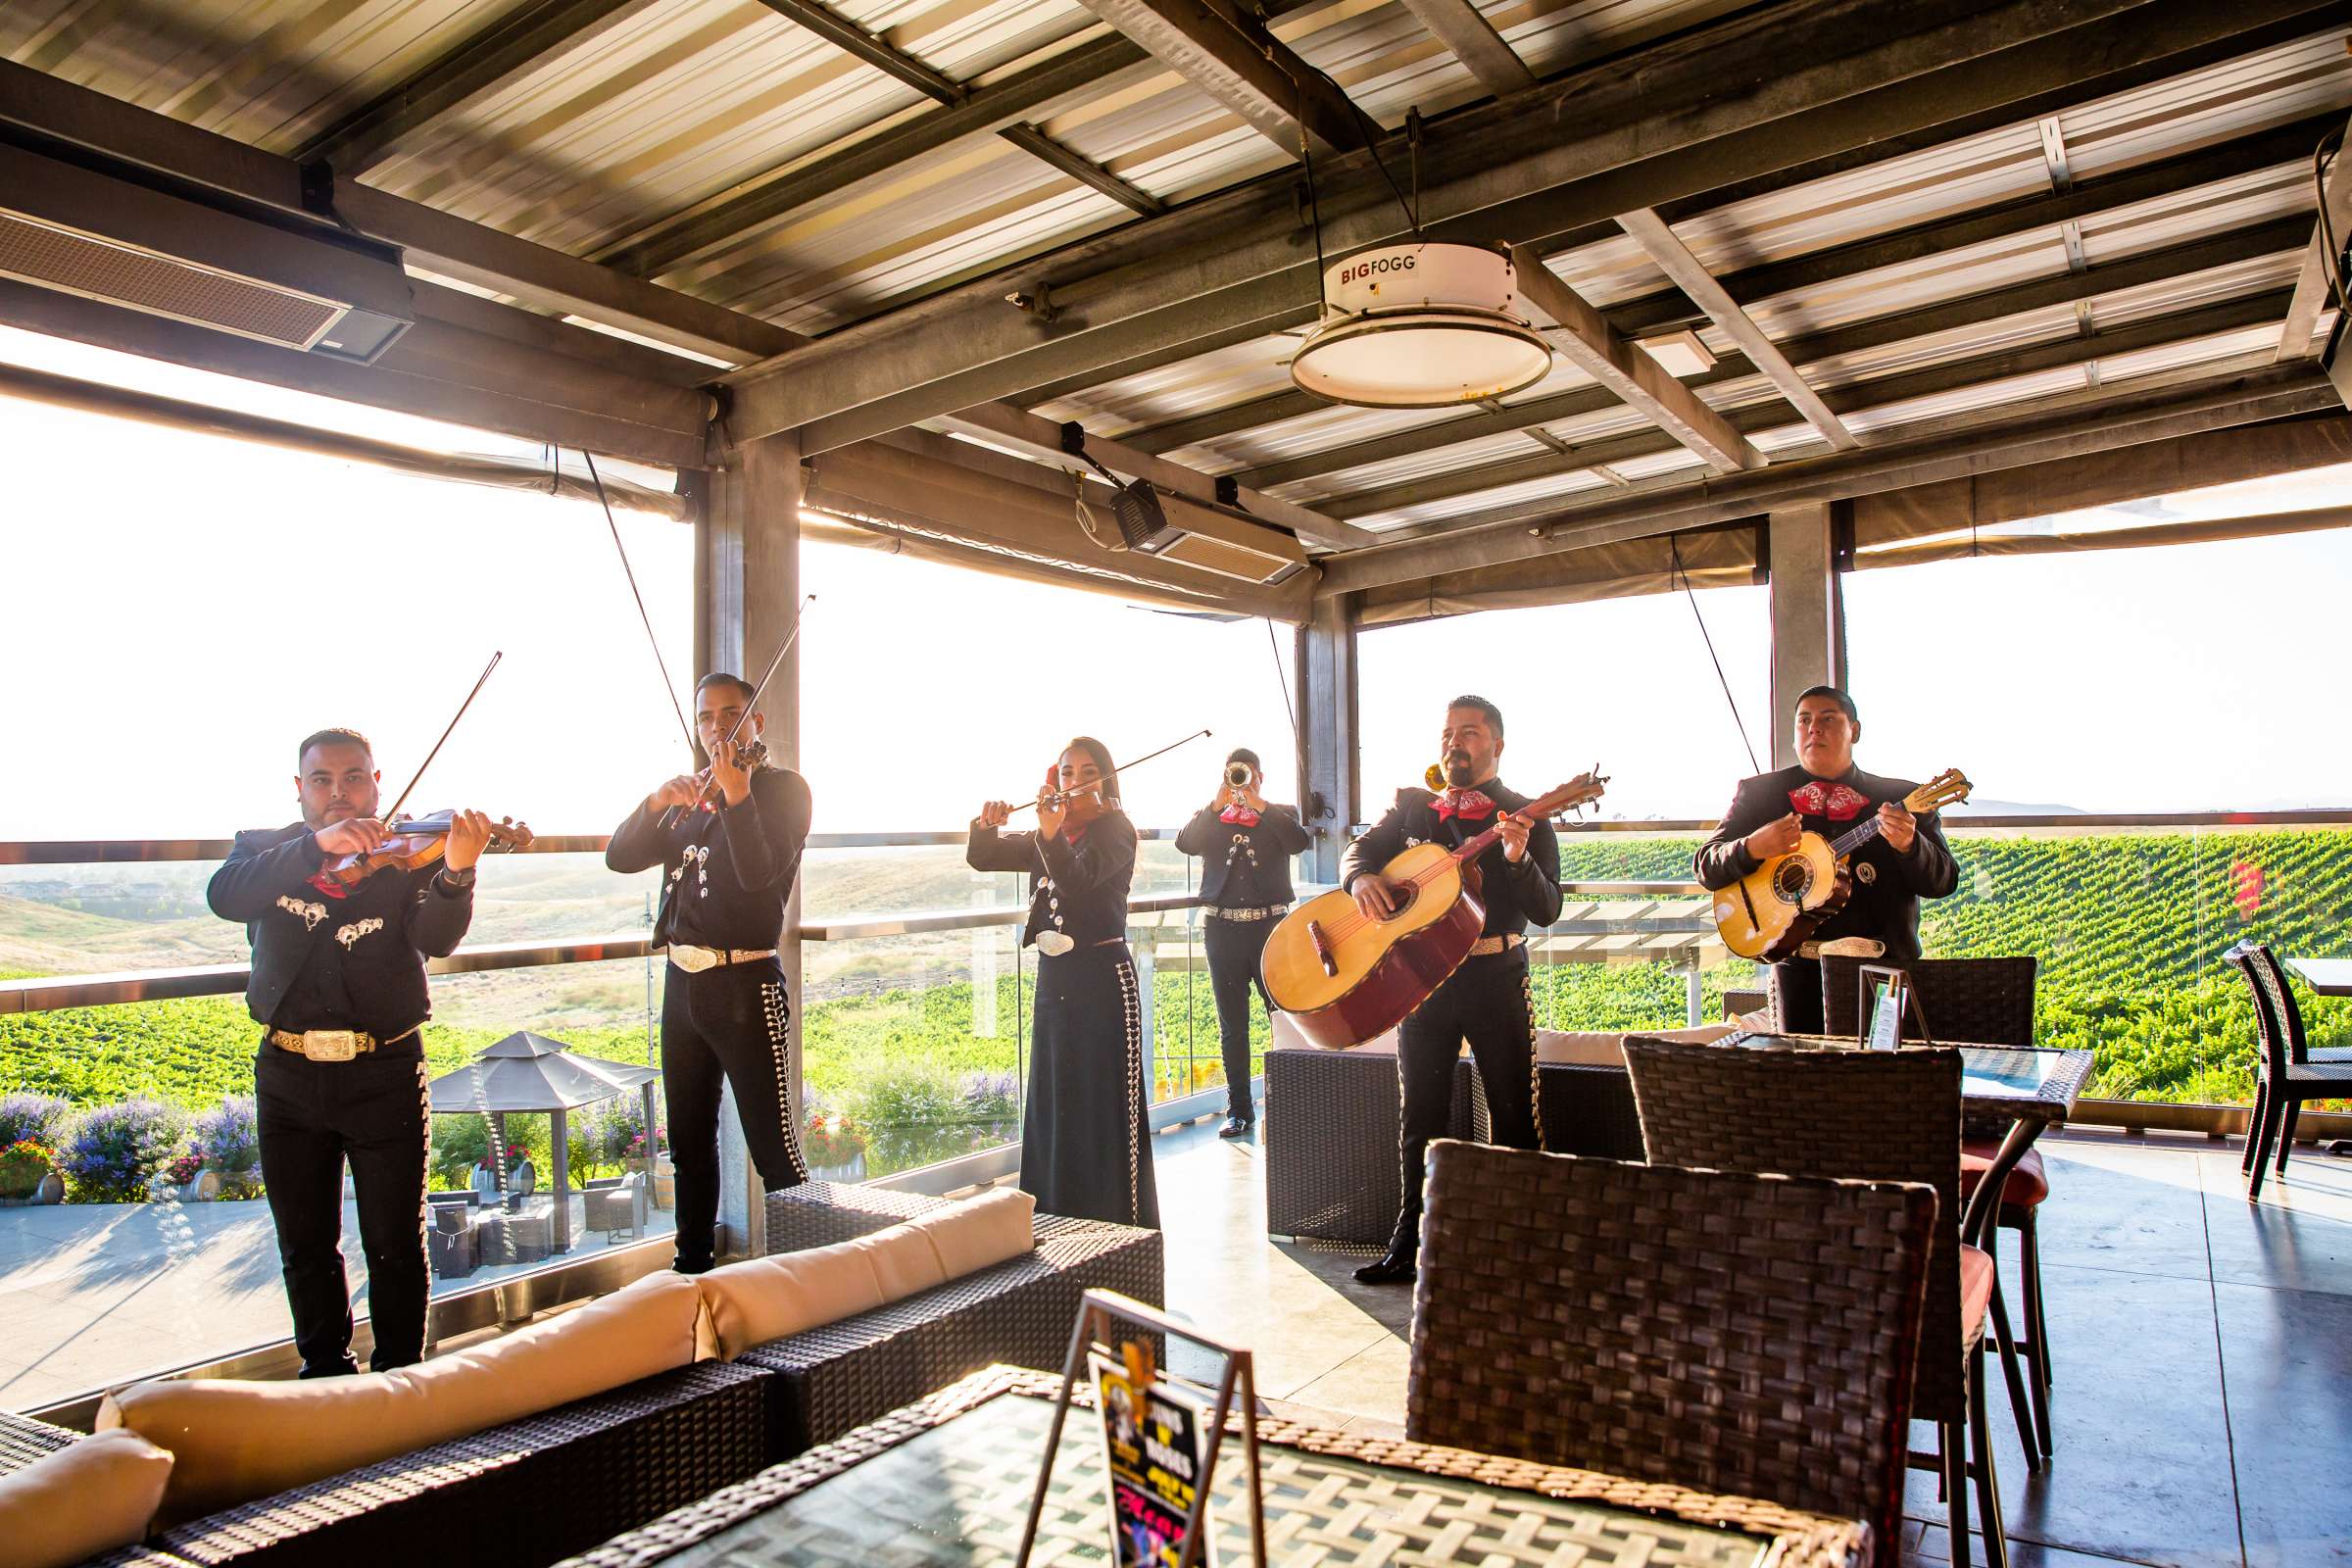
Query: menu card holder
1015 1289 1266 1568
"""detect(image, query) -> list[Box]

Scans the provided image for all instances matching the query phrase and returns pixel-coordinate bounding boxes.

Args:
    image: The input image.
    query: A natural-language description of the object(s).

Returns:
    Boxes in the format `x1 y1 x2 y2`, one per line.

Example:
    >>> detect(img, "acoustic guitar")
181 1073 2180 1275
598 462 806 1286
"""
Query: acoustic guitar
1710 768 1972 961
1260 773 1606 1051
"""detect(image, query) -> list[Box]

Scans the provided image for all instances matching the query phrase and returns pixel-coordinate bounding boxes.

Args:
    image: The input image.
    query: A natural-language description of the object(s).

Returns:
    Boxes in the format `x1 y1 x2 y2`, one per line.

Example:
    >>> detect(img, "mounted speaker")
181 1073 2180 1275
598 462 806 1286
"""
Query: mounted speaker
0 142 413 363
1107 479 1308 585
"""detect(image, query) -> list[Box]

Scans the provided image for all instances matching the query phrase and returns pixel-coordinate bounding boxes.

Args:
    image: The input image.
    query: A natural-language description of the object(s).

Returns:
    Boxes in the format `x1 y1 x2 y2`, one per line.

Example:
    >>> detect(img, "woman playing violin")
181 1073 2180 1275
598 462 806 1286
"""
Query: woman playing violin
967 737 1159 1230
205 727 496 1378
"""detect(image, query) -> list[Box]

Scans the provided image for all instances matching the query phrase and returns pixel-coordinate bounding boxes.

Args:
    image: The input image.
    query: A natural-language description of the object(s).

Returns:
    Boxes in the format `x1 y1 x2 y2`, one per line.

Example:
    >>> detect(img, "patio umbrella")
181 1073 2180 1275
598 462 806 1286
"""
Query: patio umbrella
427 1032 662 1254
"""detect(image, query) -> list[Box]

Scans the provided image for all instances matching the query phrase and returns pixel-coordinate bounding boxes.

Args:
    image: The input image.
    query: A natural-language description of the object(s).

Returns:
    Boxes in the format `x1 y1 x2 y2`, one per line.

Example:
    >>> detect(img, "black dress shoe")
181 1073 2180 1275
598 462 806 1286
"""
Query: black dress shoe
1352 1246 1417 1285
1218 1115 1254 1139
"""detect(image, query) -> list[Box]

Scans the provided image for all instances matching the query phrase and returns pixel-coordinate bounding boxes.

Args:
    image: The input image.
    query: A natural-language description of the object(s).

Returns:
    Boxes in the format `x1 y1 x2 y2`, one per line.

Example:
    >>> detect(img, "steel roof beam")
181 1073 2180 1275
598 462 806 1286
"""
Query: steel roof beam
1319 291 2289 520
998 124 1165 216
2276 109 2352 360
592 31 1154 278
1394 0 1537 96
1074 0 1373 156
1509 245 1764 472
1233 216 2307 489
292 0 659 176
1615 207 1860 450
1317 364 2336 594
733 0 2334 451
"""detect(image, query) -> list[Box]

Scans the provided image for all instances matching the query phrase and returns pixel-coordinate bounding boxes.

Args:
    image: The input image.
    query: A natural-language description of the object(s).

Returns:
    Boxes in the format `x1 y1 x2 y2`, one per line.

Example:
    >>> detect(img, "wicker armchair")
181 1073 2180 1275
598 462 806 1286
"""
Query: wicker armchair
1623 1038 2009 1568
2228 941 2352 1200
1820 954 2053 1463
1408 1142 1932 1568
1262 1049 1475 1244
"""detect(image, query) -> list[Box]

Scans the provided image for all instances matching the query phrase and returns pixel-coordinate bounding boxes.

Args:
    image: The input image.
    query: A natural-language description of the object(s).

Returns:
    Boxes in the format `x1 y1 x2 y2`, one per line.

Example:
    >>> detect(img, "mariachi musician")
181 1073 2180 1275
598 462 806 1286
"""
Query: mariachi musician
968 737 1159 1229
608 672 813 1275
1175 747 1309 1137
207 727 493 1377
1341 696 1561 1285
1696 684 1958 1034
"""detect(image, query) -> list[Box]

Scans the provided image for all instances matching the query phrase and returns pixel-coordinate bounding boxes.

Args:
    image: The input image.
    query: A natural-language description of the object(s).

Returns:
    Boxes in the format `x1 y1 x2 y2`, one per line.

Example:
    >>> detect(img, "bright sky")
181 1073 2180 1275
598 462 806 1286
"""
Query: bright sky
2 322 2345 837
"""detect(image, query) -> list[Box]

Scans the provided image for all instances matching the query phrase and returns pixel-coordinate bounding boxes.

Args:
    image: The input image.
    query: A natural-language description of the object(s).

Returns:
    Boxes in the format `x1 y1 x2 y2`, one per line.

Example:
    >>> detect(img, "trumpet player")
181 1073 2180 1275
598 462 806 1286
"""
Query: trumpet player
1175 749 1309 1137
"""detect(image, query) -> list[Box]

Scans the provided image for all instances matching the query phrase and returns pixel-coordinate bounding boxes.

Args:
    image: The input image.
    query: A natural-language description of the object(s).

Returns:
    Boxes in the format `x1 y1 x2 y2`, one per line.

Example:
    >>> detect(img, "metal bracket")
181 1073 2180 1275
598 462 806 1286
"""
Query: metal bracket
1005 283 1058 322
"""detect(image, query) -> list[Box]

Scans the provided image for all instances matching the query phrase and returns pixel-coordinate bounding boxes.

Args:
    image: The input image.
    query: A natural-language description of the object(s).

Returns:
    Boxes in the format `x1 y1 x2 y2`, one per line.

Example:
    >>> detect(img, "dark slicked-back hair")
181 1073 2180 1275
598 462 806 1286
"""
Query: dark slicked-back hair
297 727 372 765
1446 694 1504 738
696 672 758 706
1795 684 1859 723
1225 747 1262 771
1062 735 1121 805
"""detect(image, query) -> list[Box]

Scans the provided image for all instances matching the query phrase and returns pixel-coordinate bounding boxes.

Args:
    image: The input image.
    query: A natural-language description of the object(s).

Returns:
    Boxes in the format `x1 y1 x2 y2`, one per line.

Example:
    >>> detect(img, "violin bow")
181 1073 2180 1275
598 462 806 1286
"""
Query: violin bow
584 449 700 766
379 651 502 827
661 593 816 829
1006 727 1213 814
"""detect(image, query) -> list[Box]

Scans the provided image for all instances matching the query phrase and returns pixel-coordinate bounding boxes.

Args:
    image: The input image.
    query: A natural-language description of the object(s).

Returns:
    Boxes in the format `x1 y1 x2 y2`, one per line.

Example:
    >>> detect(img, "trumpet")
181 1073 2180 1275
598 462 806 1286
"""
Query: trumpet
1425 761 1447 791
1226 760 1253 788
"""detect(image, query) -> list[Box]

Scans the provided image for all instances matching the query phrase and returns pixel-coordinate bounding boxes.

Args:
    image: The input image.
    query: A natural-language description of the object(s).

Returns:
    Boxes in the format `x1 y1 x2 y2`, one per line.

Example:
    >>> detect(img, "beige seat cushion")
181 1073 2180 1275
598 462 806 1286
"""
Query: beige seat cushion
1534 1024 1734 1067
1270 1011 1406 1055
0 1427 173 1568
102 1268 703 1524
696 1187 1037 1361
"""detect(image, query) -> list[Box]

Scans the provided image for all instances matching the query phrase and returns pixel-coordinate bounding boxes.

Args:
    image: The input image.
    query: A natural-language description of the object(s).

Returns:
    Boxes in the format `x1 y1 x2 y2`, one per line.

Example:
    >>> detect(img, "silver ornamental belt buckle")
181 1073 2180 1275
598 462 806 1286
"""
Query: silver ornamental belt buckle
670 946 718 974
303 1030 361 1062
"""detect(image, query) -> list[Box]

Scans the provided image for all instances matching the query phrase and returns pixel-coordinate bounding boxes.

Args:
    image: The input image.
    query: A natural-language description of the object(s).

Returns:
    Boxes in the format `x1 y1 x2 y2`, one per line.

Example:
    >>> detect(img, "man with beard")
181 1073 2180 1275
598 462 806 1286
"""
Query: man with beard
1339 696 1561 1284
1696 685 1958 1034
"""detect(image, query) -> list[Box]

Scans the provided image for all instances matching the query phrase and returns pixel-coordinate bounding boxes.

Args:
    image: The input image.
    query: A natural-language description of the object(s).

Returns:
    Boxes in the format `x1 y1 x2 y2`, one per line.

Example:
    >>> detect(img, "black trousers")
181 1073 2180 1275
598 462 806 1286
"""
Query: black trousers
663 957 808 1271
254 1043 430 1377
1771 956 1827 1035
1201 915 1274 1120
1393 948 1542 1248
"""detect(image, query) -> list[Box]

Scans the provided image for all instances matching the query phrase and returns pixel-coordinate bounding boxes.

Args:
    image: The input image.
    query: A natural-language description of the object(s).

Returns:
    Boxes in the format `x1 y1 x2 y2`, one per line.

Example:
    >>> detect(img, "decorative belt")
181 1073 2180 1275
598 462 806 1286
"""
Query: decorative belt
1794 938 1887 961
1204 905 1289 922
1468 933 1527 957
270 1024 420 1062
668 945 778 974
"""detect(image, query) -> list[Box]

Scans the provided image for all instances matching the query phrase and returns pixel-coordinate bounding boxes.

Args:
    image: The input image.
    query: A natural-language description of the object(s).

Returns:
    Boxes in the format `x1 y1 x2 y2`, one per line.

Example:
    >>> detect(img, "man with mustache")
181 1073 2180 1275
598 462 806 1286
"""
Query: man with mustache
1339 696 1561 1284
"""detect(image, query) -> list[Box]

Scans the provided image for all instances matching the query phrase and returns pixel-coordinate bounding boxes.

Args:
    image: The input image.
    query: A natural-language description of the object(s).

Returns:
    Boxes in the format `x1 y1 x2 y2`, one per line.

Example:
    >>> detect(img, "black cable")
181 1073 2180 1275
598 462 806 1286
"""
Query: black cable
1298 86 1329 313
1671 534 1759 774
2313 129 2347 312
1264 615 1305 791
585 449 698 762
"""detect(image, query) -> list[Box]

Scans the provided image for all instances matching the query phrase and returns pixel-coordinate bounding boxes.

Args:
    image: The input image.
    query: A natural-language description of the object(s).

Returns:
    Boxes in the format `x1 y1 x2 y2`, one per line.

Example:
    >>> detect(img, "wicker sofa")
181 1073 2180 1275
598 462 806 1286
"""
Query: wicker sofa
1263 1022 1726 1244
6 1187 1162 1568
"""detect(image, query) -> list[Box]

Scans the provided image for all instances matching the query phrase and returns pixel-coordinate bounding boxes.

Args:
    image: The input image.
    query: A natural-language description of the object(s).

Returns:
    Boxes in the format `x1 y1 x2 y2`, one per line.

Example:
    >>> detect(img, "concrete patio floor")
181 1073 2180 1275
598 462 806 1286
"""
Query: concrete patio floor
1155 1118 2352 1568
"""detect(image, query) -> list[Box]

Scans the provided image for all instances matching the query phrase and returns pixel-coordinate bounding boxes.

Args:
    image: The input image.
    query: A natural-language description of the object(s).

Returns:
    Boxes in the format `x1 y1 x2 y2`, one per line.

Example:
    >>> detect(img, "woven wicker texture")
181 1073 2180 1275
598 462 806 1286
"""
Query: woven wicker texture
1405 1142 1931 1566
1623 1039 1969 1428
737 1213 1163 1459
0 1406 75 1473
156 1360 769 1568
556 1365 1868 1568
1818 955 2038 1094
1722 988 1769 1022
1536 1063 1647 1159
1262 1050 1473 1244
764 1182 949 1252
2230 941 2352 1199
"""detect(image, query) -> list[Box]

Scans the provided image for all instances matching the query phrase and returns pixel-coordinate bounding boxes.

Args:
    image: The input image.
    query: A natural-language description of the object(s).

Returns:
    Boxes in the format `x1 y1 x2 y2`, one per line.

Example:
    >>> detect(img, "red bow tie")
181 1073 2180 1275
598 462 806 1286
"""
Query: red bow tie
1219 805 1260 826
1788 780 1871 821
1433 788 1496 823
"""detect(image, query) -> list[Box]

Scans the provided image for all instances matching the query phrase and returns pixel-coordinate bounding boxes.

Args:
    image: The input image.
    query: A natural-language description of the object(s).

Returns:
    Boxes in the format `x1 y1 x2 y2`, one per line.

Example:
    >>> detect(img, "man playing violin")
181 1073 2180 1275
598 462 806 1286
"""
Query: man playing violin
1696 685 1958 1033
206 728 492 1377
1341 696 1561 1285
608 672 813 1274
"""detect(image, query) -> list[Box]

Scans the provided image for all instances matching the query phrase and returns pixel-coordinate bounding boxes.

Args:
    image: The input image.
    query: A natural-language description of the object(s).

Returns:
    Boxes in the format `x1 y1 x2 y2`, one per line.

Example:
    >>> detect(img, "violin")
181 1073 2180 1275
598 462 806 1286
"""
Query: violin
1039 765 1114 828
321 810 534 889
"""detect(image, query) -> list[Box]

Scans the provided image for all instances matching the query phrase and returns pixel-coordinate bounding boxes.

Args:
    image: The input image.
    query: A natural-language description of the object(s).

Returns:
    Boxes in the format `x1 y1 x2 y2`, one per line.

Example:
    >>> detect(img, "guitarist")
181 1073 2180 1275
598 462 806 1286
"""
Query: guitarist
1341 696 1561 1285
1697 685 1958 1034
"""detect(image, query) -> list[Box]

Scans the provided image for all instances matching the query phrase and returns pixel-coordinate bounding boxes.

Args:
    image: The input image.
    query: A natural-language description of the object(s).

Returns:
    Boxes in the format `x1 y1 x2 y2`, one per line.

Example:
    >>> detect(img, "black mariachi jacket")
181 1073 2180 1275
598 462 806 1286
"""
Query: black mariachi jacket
1174 803 1309 907
606 766 812 954
967 811 1137 950
207 824 474 1039
1694 764 1959 960
1340 782 1564 940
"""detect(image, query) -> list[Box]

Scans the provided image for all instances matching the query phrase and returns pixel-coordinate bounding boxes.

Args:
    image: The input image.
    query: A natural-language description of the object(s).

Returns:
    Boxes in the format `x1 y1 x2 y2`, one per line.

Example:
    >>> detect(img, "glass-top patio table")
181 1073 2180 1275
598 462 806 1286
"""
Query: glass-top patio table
556 1366 1871 1568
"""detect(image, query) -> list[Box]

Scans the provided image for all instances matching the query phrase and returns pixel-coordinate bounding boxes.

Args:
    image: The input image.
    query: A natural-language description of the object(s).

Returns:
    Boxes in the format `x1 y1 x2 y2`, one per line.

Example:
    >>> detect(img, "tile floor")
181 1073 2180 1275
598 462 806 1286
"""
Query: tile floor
1152 1116 2352 1568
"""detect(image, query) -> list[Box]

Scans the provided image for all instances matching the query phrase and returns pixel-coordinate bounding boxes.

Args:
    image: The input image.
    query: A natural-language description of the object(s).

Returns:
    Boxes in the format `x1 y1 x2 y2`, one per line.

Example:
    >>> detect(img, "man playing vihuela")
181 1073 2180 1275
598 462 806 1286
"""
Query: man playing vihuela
1695 685 1958 1034
1340 696 1561 1285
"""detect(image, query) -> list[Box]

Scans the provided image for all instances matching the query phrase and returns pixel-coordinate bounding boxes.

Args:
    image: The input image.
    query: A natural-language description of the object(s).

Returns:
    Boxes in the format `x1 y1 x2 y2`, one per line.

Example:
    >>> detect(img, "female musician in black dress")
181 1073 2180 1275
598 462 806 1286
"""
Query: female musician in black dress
967 737 1159 1228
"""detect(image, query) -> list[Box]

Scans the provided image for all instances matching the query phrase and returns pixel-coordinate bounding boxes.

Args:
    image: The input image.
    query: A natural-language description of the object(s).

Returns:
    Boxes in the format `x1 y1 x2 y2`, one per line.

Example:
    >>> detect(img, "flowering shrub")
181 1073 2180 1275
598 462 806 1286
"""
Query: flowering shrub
803 1112 864 1168
0 1093 69 1150
960 1070 1019 1120
191 1098 260 1174
60 1099 185 1202
165 1152 204 1187
0 1139 56 1200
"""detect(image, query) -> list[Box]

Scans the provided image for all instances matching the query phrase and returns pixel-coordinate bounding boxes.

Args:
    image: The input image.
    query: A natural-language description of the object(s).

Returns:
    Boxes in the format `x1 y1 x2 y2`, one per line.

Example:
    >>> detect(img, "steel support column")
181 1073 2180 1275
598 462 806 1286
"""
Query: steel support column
696 433 804 1259
1299 593 1359 881
1767 504 1838 768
